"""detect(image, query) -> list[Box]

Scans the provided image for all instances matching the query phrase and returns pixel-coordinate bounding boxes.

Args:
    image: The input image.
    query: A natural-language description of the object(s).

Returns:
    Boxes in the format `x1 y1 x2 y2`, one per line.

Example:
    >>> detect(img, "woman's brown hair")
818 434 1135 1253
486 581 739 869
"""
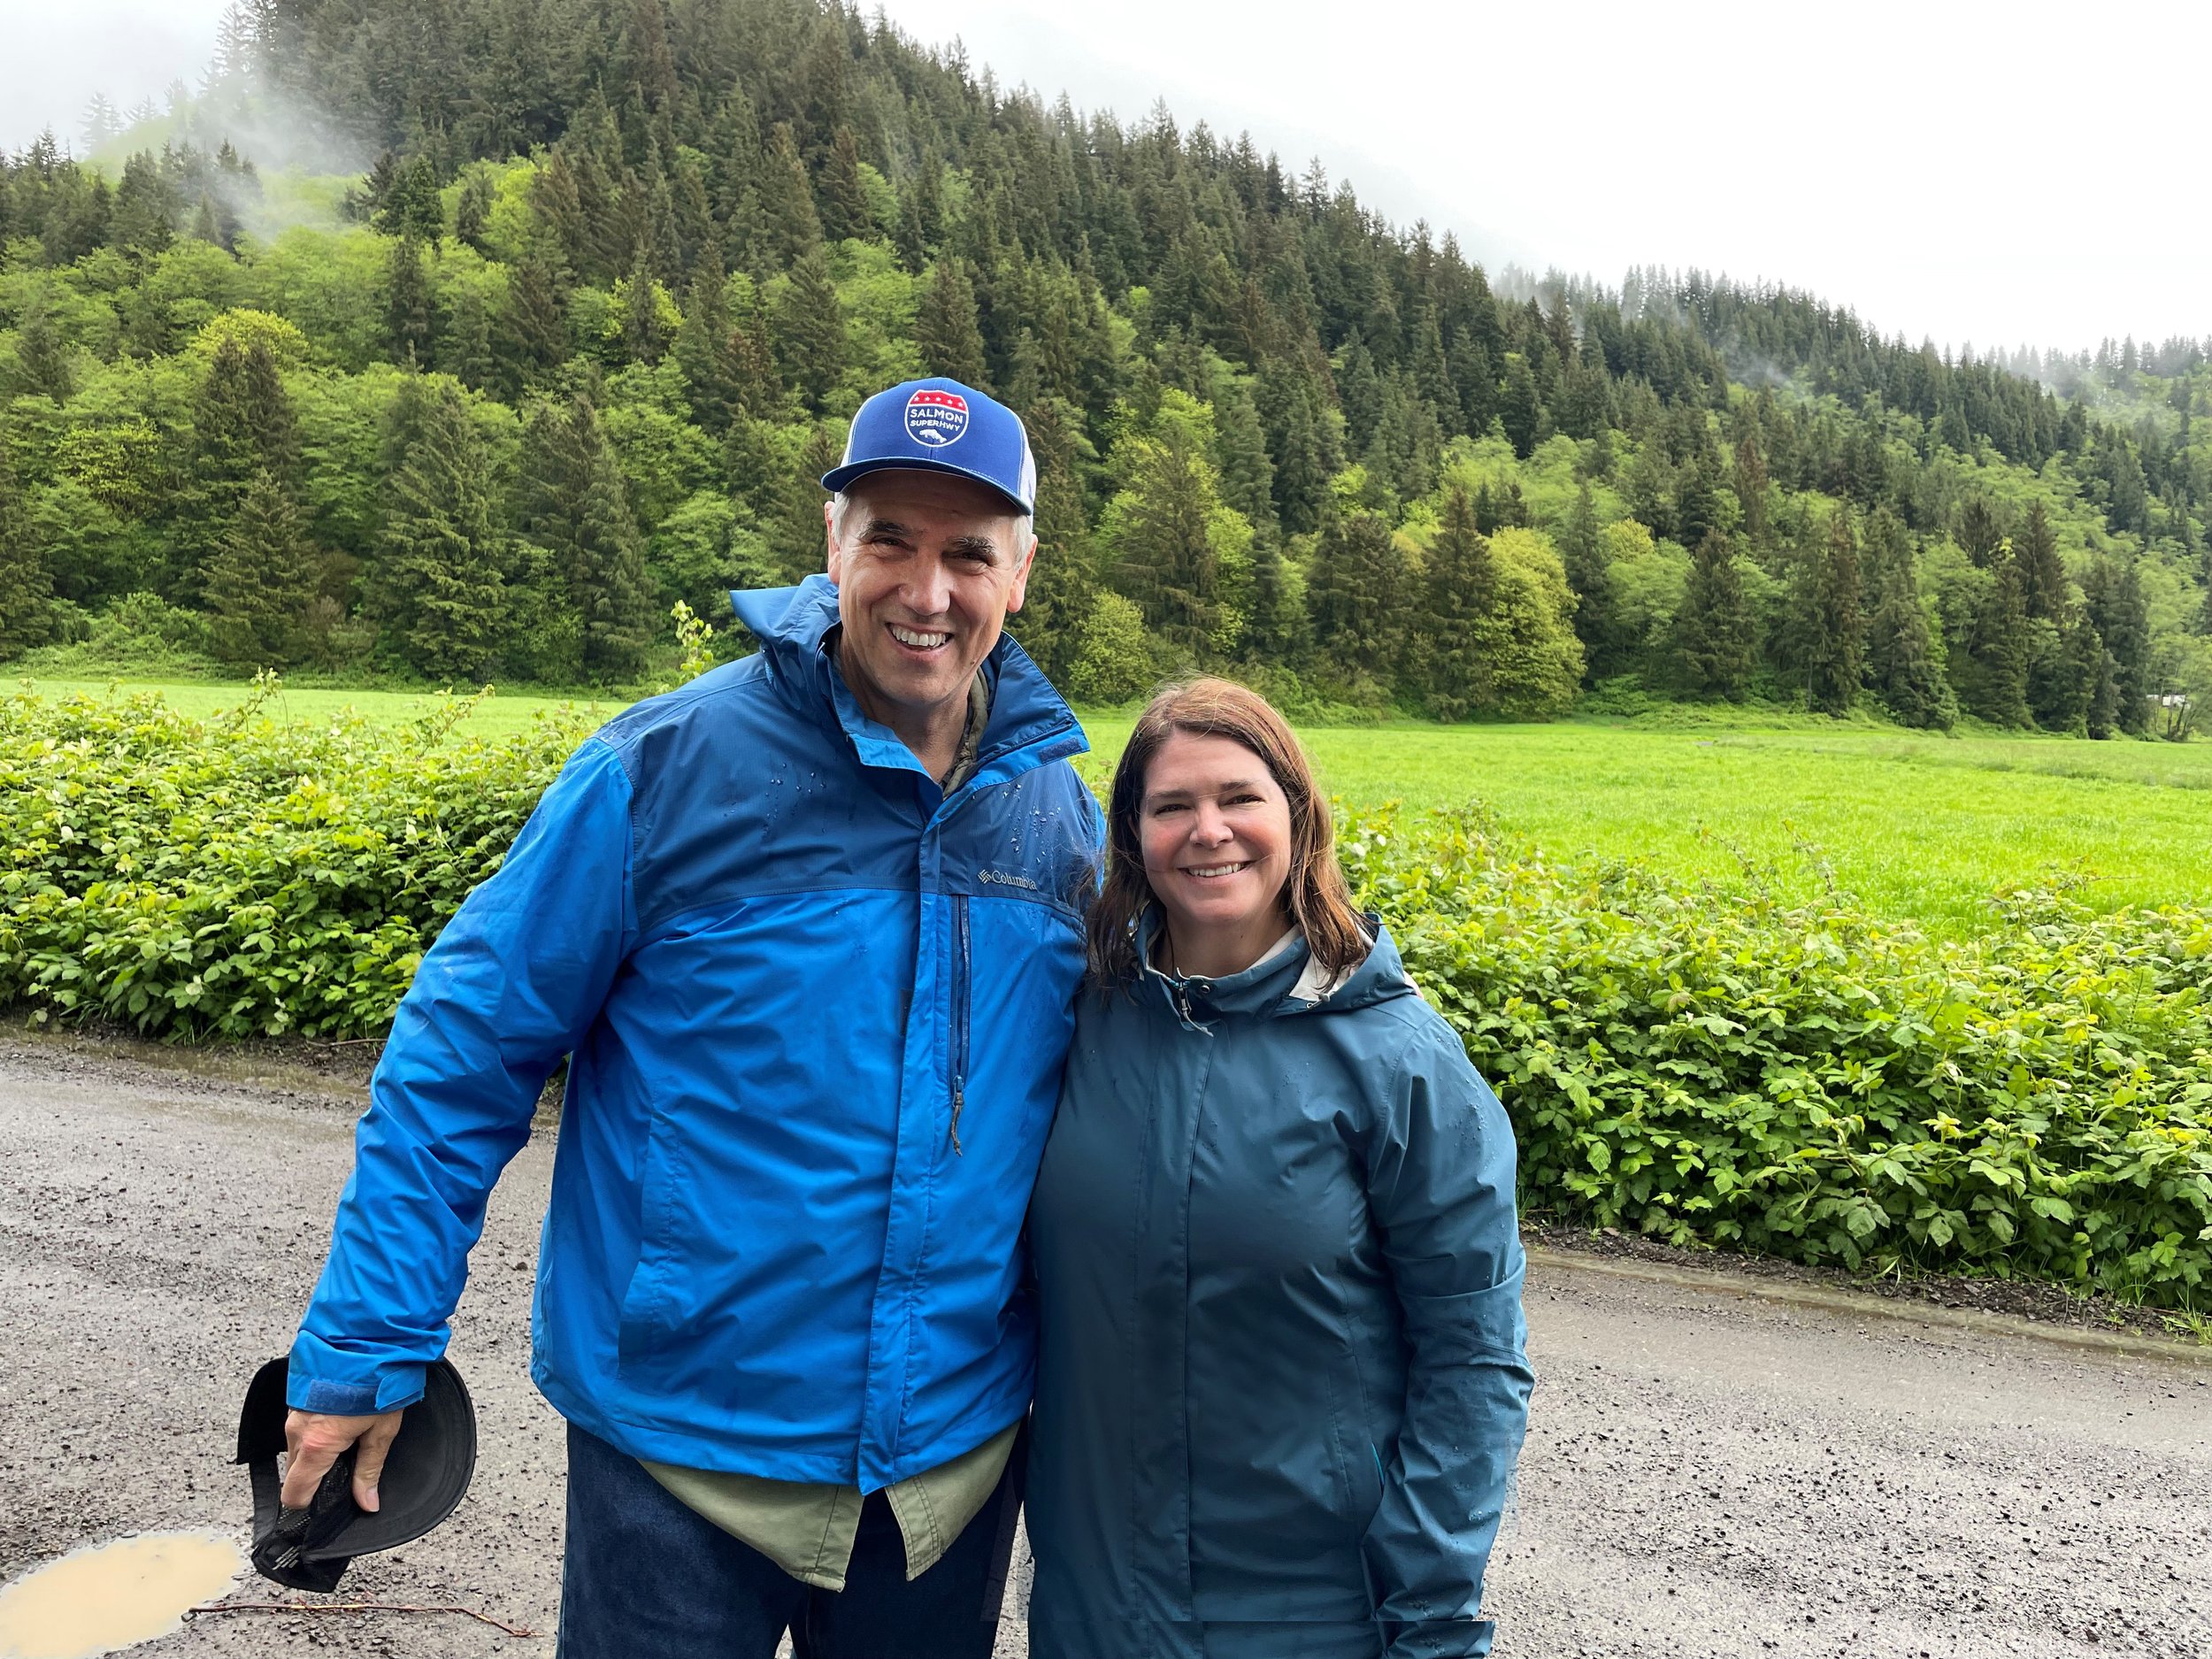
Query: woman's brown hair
1088 678 1367 986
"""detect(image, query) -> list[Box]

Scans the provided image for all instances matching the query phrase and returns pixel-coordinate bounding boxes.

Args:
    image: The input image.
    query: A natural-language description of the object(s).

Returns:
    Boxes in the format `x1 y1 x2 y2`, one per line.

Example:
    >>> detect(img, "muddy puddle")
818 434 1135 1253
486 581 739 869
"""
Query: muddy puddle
0 1532 243 1659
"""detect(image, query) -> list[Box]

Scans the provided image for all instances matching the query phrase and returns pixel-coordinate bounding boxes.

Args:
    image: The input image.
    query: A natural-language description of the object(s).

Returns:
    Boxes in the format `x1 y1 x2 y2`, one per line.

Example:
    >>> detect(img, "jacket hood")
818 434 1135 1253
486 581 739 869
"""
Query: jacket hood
1134 908 1419 1023
729 575 1087 783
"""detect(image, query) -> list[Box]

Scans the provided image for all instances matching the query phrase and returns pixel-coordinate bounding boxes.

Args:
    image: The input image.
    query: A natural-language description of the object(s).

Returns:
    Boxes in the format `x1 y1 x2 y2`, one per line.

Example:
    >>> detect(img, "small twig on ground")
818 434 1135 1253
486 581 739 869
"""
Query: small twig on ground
185 1599 534 1638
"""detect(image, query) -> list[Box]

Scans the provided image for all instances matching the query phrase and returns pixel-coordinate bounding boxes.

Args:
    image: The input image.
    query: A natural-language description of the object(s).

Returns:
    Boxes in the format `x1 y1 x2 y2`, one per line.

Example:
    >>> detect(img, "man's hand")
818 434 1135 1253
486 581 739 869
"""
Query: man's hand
282 1408 403 1512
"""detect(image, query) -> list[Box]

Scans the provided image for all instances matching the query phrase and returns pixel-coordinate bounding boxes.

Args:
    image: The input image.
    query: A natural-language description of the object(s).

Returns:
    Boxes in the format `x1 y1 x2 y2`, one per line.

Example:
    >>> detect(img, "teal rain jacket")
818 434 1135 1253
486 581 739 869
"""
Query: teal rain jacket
288 577 1102 1489
1027 919 1533 1658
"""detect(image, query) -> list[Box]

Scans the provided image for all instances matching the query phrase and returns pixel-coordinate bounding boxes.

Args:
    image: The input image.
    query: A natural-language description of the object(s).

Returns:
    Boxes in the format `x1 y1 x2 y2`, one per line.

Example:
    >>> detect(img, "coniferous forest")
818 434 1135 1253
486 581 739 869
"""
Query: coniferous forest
4 0 2210 733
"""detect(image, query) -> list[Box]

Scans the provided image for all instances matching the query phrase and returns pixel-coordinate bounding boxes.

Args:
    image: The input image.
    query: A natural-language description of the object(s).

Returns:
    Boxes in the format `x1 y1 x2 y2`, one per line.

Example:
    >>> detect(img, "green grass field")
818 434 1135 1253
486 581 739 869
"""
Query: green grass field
20 676 2211 933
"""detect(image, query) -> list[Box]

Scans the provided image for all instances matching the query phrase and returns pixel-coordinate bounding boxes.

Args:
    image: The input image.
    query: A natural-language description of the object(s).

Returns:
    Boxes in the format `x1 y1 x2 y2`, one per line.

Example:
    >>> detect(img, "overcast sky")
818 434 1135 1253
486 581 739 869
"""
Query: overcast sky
6 0 2204 357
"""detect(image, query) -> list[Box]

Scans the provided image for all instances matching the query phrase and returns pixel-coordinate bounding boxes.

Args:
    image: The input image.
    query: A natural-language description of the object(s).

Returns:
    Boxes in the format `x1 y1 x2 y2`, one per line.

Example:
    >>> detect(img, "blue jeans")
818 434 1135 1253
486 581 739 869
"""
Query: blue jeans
557 1420 1024 1659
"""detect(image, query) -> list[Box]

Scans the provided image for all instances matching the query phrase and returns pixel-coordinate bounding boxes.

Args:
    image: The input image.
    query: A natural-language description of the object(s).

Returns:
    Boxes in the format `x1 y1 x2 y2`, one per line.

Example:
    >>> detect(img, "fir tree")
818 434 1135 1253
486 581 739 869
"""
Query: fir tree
1674 528 1755 701
15 288 74 402
818 126 872 243
1241 524 1310 669
0 446 51 658
367 379 507 681
1211 376 1277 533
1803 508 1865 717
759 122 823 262
1415 486 1496 719
440 284 498 390
385 233 436 365
1959 553 2032 727
1106 420 1225 659
1498 354 1541 458
914 259 987 390
1732 435 1771 549
618 243 672 365
2083 557 2152 735
205 470 315 666
773 249 845 412
501 255 571 396
1558 480 1615 680
2015 499 2067 621
1010 396 1095 684
674 256 738 431
1955 495 2006 568
180 334 298 594
2029 608 2100 735
1308 510 1408 680
1862 511 1951 729
520 393 656 683
452 169 494 253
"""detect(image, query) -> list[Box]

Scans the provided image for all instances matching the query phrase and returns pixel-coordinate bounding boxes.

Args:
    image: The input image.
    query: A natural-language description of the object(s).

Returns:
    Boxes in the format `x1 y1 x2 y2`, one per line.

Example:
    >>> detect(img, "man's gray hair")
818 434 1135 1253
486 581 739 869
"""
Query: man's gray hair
830 489 1034 552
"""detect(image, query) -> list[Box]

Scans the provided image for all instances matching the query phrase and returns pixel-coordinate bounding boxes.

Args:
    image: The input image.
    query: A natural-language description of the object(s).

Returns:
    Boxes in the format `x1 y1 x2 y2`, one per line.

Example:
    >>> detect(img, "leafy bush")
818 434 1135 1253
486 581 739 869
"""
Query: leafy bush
0 680 592 1037
1346 806 2212 1309
3 683 2207 1307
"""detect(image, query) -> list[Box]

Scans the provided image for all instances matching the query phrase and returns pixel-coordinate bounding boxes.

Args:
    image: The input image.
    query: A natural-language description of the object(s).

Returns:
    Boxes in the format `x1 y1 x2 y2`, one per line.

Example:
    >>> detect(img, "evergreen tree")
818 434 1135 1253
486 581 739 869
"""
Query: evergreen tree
1256 363 1334 534
1862 511 1951 729
1955 495 2006 568
453 169 494 253
1105 419 1227 658
440 283 497 389
1308 510 1407 681
1011 397 1095 684
180 334 297 594
773 249 845 412
1415 486 1496 719
1732 435 1771 549
2083 557 2152 734
520 392 656 682
205 470 315 666
1241 524 1310 669
15 288 74 402
759 122 823 262
1803 508 1865 717
1557 480 1615 679
500 255 571 396
385 233 436 364
366 379 507 681
674 256 739 431
0 446 50 657
1674 528 1754 701
914 259 987 390
1211 377 1277 533
2028 608 2100 735
1959 553 2032 727
1498 353 1540 457
618 242 672 365
818 126 872 243
2015 499 2067 621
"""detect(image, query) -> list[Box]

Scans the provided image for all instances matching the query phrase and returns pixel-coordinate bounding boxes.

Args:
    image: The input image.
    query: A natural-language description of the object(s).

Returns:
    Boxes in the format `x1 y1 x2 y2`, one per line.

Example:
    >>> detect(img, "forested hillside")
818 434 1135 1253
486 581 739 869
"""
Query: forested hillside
4 0 2209 730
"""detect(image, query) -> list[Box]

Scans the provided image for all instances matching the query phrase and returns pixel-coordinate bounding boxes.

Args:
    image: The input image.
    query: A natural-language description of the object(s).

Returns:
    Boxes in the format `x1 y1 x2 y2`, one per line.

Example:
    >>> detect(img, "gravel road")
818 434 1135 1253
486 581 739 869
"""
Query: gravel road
2 1038 2207 1659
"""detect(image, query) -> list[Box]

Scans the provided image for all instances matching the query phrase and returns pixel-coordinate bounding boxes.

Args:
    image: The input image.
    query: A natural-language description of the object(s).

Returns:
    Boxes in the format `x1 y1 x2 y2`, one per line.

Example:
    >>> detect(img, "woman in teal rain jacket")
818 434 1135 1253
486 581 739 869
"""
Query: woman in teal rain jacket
1026 679 1533 1659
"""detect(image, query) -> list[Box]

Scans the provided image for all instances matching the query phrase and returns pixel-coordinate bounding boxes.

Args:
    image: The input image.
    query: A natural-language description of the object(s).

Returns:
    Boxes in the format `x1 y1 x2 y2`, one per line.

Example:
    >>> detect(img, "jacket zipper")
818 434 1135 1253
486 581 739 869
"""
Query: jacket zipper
950 894 972 1155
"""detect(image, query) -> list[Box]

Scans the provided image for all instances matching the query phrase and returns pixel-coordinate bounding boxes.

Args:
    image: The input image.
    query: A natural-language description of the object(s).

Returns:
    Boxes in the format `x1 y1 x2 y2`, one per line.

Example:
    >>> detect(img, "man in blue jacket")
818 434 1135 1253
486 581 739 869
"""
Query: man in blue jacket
280 380 1102 1657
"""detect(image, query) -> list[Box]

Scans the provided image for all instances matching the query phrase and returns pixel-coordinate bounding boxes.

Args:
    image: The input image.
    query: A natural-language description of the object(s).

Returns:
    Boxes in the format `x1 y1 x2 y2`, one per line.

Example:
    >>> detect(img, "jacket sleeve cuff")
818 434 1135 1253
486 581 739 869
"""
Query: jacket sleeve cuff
285 1345 427 1416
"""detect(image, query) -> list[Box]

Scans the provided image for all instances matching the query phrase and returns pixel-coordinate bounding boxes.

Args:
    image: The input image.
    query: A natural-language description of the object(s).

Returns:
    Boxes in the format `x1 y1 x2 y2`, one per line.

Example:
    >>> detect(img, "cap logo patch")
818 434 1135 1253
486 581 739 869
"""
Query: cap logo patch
904 387 970 448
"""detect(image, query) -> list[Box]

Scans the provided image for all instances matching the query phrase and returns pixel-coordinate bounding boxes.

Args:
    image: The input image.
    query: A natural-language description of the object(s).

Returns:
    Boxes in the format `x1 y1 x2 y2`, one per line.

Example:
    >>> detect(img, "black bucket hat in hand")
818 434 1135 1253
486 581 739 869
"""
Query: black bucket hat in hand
234 1355 478 1591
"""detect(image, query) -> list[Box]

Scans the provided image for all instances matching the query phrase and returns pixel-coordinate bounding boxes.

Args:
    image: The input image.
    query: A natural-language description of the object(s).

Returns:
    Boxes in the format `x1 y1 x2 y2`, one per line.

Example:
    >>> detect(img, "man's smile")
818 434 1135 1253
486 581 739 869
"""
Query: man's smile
887 622 954 653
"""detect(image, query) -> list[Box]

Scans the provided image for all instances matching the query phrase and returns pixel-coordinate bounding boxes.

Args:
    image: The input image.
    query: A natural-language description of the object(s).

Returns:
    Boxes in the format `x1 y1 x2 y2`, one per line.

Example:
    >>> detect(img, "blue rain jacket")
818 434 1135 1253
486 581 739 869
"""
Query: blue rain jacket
288 577 1102 1489
1027 919 1533 1658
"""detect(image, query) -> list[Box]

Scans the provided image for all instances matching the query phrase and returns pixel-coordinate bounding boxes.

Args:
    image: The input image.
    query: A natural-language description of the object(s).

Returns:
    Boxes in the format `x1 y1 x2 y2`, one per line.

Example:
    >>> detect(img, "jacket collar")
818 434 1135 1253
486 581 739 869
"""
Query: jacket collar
1133 907 1418 1025
729 576 1088 788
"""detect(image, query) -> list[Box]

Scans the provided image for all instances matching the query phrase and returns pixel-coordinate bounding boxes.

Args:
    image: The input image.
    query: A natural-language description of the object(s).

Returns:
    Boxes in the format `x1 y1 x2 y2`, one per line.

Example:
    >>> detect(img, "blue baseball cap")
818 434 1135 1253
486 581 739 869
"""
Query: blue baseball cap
820 378 1037 517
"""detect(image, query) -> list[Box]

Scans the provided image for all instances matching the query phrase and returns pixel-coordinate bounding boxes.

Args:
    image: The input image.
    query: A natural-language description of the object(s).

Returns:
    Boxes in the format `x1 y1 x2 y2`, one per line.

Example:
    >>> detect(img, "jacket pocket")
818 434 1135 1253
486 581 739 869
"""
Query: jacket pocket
614 1102 694 1366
